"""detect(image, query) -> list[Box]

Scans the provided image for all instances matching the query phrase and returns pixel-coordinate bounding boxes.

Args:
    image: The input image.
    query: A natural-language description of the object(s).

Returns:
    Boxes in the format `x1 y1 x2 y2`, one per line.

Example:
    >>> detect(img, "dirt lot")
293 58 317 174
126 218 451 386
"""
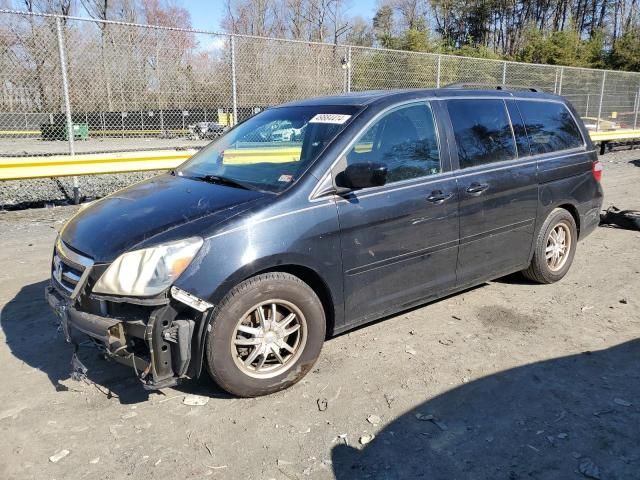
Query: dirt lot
1 150 639 480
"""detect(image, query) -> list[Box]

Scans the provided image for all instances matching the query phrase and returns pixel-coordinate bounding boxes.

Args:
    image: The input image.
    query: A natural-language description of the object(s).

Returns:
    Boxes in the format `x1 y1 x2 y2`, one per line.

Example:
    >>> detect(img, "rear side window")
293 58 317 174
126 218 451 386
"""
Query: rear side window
517 100 584 154
447 99 516 168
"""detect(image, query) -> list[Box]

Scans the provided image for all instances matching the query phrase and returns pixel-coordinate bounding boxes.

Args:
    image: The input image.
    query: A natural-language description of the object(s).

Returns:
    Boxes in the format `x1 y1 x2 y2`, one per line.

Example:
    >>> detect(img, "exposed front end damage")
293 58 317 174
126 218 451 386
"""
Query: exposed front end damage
46 239 212 390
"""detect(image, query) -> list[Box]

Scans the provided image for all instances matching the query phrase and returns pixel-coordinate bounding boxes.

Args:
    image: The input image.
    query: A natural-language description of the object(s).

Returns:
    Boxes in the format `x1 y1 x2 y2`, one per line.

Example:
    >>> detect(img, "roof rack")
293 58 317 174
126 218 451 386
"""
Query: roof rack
443 83 544 93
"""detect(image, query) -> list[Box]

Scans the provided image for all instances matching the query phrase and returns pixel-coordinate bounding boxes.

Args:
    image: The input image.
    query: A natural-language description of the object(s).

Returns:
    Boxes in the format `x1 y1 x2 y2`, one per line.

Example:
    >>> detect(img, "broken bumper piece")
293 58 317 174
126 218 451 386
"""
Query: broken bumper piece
45 285 207 390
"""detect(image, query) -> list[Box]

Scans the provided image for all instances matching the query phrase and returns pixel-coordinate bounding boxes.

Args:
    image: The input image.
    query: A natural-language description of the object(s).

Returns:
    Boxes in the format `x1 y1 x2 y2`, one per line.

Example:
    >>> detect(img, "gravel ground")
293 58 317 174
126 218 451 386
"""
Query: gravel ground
0 171 166 209
0 150 639 480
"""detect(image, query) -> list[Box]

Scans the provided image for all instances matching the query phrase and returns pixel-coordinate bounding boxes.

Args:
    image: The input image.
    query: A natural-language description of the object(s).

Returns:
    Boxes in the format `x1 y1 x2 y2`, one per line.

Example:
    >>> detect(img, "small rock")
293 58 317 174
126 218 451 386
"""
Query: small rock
614 398 632 407
277 459 294 466
581 305 594 312
546 436 555 444
409 330 416 335
578 457 601 479
336 433 348 445
359 434 375 445
619 298 628 305
89 457 100 464
317 398 328 411
384 393 395 408
183 395 209 406
557 433 568 439
367 415 381 425
121 411 138 419
438 339 454 346
451 315 462 321
49 449 70 463
405 346 417 355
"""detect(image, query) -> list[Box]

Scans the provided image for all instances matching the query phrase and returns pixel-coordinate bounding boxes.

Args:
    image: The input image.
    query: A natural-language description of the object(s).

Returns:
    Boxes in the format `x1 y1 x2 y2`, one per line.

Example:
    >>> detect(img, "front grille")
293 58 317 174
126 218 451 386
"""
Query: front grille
52 239 93 295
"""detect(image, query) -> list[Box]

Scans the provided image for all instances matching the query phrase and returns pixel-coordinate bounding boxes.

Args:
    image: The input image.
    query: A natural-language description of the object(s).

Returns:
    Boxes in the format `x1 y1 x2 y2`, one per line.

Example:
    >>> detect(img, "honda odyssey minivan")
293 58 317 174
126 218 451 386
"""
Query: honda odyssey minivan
47 87 604 397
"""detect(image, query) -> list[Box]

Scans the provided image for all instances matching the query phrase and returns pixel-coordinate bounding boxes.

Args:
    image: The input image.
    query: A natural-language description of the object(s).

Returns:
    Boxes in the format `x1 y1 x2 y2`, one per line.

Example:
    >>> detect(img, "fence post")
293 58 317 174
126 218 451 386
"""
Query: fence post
557 67 564 95
585 94 589 117
436 55 441 88
634 87 639 130
502 61 507 85
55 17 79 204
230 35 238 126
347 46 352 92
596 71 606 132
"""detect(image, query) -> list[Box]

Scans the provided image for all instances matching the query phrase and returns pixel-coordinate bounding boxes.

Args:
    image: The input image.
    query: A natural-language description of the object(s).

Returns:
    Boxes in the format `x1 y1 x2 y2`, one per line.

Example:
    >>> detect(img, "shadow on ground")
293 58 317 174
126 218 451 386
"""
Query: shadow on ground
332 339 640 479
1 280 231 404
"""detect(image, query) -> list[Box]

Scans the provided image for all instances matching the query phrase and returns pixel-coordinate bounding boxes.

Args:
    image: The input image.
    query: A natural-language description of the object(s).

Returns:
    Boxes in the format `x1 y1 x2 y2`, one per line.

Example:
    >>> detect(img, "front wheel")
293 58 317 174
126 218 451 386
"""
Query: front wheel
522 208 578 284
205 272 326 397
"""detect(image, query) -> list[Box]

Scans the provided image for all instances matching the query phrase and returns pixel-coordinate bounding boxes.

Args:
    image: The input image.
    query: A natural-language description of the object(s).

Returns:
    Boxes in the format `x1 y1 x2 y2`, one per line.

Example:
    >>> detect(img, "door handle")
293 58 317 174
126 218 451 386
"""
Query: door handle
466 183 490 195
427 191 454 203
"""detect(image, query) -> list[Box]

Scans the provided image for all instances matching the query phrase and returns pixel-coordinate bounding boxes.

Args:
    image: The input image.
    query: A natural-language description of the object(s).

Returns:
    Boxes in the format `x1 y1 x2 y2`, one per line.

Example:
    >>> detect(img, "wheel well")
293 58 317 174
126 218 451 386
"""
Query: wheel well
246 265 336 337
557 203 581 237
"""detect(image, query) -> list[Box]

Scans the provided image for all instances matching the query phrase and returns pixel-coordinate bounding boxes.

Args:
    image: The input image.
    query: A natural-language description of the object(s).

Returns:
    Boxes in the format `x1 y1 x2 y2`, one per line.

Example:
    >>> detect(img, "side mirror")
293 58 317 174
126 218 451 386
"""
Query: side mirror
336 161 388 191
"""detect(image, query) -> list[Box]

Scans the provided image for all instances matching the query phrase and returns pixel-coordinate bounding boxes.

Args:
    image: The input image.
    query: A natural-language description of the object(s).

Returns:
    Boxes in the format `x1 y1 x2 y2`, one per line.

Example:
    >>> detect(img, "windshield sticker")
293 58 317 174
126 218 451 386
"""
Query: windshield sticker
309 113 352 124
278 174 294 183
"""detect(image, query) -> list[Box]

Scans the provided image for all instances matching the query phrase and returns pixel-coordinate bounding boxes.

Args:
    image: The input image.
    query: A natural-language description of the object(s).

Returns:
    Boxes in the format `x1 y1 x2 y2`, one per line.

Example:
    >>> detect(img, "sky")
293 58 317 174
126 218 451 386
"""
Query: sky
186 0 379 33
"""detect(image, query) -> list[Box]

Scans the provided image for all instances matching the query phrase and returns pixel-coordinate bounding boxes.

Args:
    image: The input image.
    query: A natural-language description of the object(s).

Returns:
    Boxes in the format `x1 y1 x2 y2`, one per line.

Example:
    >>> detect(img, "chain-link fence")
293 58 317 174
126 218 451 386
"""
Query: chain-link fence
2 8 640 163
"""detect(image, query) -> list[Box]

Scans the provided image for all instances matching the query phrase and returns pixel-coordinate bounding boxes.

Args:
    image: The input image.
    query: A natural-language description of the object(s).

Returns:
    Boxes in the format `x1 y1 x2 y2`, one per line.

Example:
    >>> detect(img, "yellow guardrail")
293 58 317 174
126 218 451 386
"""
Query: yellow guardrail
1 131 639 180
0 149 196 180
223 147 301 165
589 129 640 141
0 147 301 180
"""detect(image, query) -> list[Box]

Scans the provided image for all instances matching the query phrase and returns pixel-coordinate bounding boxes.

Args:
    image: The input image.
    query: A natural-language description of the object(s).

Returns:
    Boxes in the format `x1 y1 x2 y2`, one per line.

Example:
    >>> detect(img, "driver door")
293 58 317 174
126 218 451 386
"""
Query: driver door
335 101 459 326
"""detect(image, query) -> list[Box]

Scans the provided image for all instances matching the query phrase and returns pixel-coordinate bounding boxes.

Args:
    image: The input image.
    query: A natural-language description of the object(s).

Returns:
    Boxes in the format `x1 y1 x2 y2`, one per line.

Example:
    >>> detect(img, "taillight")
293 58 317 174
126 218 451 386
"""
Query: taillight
592 160 603 182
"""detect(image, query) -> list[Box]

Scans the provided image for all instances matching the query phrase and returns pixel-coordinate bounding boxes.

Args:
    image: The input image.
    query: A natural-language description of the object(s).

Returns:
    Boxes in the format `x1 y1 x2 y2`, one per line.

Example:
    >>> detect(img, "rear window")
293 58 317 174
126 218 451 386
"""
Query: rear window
516 100 584 155
447 99 516 168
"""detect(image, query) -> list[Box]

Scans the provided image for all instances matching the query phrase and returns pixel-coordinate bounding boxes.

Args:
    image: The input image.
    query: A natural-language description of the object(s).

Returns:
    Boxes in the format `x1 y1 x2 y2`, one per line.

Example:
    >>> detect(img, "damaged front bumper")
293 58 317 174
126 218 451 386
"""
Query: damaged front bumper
46 282 211 390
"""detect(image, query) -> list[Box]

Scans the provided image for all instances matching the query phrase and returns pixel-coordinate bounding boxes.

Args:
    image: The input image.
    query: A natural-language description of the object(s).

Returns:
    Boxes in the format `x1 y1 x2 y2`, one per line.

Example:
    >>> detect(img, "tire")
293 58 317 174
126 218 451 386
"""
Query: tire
522 208 578 284
205 272 326 397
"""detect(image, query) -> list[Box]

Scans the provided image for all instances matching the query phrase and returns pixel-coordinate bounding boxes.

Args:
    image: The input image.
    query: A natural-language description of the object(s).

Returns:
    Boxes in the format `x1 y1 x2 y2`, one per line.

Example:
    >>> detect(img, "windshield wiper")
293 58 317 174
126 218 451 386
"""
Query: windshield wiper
193 174 253 190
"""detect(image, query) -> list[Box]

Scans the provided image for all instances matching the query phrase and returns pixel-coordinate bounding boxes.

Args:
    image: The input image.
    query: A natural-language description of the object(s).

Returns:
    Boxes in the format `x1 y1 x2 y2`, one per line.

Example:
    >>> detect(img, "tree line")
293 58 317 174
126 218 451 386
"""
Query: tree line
223 0 640 72
1 0 638 117
5 0 639 72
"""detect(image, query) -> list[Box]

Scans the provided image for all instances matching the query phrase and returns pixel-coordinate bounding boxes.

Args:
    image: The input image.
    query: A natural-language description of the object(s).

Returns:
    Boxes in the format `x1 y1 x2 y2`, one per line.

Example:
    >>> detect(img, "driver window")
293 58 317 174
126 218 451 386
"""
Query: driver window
346 103 440 184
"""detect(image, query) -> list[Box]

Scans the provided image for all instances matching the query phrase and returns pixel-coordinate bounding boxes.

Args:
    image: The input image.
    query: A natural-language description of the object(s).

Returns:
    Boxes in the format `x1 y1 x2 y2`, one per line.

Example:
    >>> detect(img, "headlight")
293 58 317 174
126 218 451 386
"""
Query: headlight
93 237 203 297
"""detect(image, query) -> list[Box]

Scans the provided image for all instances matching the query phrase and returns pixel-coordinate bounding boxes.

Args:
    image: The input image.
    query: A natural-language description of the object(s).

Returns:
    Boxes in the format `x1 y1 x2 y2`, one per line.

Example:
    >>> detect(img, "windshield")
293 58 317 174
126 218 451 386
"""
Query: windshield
178 105 361 193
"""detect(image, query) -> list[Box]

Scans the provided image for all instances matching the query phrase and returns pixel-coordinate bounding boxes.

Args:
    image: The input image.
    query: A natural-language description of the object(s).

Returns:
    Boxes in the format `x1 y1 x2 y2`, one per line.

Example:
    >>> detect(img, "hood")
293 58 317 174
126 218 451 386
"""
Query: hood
61 174 266 262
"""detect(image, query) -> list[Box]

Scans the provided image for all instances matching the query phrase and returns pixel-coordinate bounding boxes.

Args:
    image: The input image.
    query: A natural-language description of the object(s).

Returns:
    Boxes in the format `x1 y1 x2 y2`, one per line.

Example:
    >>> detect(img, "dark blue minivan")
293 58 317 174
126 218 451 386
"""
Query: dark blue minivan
46 87 604 396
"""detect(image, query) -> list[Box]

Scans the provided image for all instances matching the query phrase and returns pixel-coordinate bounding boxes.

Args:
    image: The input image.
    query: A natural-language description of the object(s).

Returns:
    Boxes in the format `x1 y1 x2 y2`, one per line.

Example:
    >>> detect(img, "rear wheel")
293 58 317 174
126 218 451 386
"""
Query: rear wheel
205 272 325 397
522 208 577 284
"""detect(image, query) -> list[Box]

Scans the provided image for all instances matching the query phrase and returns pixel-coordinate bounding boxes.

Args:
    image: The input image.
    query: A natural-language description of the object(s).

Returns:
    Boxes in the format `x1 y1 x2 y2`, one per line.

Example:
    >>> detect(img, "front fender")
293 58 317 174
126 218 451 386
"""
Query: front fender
172 198 344 378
